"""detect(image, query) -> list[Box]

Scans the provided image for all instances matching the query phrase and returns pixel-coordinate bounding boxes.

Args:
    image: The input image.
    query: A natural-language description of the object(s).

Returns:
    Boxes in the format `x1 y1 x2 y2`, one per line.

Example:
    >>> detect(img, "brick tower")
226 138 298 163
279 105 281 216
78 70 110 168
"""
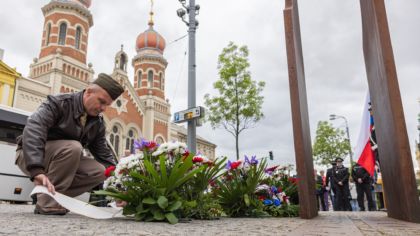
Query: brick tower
29 0 94 94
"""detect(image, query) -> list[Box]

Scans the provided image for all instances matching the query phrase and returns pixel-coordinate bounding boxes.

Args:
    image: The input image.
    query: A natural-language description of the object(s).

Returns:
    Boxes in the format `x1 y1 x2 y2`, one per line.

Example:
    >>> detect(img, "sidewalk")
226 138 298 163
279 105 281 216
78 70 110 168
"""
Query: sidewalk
1 203 419 235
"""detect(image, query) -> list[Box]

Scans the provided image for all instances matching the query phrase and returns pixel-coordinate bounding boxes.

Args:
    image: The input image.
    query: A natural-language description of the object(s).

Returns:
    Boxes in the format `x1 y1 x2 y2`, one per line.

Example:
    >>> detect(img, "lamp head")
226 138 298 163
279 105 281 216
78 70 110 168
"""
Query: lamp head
177 8 186 18
329 114 336 120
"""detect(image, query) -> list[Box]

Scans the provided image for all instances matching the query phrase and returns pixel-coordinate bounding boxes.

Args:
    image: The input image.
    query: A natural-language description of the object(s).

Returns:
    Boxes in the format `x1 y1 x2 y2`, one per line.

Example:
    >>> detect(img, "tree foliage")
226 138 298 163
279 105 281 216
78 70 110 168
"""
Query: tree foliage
204 42 265 160
312 121 350 167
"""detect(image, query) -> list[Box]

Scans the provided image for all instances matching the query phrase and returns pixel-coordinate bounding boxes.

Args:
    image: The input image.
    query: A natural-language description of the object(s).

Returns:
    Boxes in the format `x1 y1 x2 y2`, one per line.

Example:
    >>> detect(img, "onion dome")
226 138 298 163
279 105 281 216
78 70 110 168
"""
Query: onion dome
135 26 166 53
135 9 166 53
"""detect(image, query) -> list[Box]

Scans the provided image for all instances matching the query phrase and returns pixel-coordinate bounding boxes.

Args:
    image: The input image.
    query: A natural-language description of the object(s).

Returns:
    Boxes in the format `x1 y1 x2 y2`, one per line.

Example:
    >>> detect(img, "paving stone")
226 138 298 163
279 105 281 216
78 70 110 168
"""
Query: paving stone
1 203 420 235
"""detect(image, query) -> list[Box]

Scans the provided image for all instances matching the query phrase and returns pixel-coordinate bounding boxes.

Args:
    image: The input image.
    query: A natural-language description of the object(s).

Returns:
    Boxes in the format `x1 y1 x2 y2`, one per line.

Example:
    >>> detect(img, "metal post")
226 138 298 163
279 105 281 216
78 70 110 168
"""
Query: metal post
343 117 354 169
330 114 353 169
187 0 197 154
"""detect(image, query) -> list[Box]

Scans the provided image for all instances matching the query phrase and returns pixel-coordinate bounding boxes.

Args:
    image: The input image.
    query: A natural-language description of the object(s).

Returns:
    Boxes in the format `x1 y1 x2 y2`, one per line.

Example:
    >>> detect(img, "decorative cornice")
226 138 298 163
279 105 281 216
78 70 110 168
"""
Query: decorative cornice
132 54 168 67
42 1 93 27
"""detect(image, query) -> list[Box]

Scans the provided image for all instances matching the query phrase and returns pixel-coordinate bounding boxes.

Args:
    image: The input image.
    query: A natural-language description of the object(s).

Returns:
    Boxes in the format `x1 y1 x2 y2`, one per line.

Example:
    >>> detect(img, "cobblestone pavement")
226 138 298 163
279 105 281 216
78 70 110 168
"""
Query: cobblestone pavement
1 203 419 236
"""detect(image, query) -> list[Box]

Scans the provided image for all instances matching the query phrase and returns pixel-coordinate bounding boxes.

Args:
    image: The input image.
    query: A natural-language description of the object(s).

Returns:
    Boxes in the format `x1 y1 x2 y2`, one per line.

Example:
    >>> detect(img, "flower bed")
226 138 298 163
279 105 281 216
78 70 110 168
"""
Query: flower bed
96 140 299 224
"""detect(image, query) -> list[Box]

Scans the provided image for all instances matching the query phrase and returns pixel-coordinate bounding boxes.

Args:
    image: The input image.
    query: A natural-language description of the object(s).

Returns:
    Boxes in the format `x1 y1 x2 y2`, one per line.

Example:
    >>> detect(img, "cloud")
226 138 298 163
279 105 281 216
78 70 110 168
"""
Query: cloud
0 0 418 170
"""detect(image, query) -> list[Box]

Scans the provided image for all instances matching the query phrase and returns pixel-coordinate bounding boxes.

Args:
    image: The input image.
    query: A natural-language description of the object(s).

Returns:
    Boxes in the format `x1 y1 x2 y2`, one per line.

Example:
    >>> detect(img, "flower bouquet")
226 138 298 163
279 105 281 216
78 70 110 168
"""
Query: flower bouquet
213 156 269 217
96 140 205 224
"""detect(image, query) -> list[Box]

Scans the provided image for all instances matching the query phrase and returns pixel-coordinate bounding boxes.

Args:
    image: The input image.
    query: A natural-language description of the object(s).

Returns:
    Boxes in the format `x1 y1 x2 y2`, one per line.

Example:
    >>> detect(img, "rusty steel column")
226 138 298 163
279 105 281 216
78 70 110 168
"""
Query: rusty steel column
283 0 318 219
360 0 420 223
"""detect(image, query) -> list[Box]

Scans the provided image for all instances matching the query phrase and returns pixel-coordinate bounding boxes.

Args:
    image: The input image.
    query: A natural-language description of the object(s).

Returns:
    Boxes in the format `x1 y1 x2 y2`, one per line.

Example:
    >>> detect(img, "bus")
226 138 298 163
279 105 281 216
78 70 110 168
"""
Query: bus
0 105 34 202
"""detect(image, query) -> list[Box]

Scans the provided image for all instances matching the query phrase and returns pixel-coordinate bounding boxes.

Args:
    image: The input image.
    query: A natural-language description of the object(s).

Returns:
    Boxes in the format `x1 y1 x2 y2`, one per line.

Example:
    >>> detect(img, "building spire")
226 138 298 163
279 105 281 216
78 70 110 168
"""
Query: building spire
148 0 154 27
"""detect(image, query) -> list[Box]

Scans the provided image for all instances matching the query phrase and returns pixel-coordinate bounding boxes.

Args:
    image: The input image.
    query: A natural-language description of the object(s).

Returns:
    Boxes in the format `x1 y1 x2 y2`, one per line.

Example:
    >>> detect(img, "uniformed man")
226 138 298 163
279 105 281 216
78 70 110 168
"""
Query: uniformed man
332 157 351 211
352 163 375 211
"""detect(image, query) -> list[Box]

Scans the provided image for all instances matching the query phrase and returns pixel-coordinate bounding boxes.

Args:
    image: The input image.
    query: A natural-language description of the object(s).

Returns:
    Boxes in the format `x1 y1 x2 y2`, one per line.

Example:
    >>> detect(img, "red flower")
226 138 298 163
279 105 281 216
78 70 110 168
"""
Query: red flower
192 156 204 163
104 166 116 177
230 161 242 170
288 177 298 185
277 187 283 193
145 141 157 149
209 179 216 187
204 160 214 167
258 196 265 201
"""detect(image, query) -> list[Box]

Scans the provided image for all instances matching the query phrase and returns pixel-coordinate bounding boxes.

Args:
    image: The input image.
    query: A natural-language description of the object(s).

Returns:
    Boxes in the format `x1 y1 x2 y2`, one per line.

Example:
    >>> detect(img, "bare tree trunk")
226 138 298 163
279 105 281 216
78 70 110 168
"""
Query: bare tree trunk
235 132 239 160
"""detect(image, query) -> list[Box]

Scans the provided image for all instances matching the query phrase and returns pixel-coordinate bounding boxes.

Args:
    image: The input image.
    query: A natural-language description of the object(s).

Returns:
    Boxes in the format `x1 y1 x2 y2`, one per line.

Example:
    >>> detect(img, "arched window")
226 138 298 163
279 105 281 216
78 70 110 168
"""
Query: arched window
75 26 82 49
126 129 136 153
58 22 67 45
147 70 153 88
137 71 142 88
119 54 126 70
156 136 164 144
159 73 163 90
46 23 51 46
111 125 120 155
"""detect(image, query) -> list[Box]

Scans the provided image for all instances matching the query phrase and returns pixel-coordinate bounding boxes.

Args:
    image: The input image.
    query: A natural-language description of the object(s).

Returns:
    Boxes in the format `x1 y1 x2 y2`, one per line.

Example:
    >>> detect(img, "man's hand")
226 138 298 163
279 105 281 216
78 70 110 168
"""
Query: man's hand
116 200 127 207
33 174 55 194
338 181 343 186
358 178 363 184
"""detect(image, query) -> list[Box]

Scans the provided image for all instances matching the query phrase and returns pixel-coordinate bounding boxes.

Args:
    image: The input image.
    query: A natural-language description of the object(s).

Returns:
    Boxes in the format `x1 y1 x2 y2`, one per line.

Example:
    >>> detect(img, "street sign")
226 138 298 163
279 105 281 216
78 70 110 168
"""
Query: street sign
174 106 204 123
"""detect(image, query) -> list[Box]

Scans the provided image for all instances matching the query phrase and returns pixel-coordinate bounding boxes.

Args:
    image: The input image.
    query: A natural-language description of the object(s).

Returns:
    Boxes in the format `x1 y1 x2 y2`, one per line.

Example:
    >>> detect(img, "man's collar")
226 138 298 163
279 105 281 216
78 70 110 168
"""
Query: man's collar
73 90 86 119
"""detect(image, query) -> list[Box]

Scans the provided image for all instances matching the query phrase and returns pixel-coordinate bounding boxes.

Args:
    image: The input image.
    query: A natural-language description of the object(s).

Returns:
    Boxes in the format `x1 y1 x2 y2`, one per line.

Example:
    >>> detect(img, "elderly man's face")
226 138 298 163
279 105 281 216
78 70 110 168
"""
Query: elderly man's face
336 161 343 167
83 85 113 116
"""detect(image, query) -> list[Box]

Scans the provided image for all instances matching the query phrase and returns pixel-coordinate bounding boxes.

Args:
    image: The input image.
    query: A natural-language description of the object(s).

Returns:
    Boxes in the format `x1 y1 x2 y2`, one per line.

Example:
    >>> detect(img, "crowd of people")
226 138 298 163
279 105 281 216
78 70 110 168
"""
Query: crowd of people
314 157 384 212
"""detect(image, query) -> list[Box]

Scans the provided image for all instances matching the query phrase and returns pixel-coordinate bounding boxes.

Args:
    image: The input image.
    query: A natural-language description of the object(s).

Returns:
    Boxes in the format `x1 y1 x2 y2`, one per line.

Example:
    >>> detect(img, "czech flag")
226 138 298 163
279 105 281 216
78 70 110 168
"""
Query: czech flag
353 93 376 176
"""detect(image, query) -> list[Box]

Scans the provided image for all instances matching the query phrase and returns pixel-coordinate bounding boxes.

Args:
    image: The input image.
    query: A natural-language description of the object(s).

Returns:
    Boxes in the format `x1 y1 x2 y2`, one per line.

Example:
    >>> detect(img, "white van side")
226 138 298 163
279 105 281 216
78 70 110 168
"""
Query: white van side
0 105 34 202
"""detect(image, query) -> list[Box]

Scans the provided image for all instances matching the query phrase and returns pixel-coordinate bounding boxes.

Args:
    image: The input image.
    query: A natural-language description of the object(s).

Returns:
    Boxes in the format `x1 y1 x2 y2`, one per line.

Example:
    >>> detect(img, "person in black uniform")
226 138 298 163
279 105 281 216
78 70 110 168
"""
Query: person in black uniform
325 162 337 210
352 163 376 211
332 157 351 211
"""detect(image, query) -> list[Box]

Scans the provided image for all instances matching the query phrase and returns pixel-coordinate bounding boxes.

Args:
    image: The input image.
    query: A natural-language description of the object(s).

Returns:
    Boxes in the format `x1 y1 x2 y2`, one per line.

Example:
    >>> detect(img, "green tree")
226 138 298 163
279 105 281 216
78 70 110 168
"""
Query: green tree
204 42 265 160
312 121 350 167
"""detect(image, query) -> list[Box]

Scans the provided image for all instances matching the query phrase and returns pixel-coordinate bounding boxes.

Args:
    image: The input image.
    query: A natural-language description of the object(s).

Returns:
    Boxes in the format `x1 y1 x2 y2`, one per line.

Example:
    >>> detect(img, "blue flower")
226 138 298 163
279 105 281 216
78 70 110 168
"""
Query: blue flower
273 199 281 207
271 186 278 194
244 155 259 166
250 155 258 165
225 160 232 170
263 199 273 206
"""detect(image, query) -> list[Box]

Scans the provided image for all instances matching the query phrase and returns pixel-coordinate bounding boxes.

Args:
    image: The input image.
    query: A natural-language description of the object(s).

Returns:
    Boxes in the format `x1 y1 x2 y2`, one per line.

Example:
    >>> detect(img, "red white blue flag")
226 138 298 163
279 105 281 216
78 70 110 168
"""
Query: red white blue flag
354 93 376 176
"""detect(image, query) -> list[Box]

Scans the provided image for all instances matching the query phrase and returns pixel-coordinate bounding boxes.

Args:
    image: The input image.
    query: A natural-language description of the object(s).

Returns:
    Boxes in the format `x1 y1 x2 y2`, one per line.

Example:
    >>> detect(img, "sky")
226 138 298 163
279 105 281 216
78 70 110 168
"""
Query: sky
1 0 419 171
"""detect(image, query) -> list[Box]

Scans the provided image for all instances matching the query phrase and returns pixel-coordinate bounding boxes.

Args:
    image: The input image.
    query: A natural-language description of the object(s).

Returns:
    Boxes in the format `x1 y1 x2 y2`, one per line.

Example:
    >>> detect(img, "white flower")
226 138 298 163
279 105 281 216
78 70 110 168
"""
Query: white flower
152 141 188 156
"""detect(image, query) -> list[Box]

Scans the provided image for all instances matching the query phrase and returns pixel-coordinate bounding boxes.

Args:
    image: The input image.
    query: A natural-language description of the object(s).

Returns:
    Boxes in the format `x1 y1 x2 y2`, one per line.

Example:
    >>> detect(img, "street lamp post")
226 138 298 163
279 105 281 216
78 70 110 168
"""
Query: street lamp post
176 0 200 153
329 114 354 169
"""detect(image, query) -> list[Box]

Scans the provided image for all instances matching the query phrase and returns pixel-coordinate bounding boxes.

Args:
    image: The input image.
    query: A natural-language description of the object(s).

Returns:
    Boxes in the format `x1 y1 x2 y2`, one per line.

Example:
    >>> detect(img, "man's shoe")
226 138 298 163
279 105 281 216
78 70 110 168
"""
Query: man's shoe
34 206 68 215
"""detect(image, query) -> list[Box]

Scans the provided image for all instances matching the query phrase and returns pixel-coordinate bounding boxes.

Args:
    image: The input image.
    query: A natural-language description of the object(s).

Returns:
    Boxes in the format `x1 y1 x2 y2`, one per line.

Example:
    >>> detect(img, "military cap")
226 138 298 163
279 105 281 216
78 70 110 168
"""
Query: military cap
93 73 124 100
335 157 344 162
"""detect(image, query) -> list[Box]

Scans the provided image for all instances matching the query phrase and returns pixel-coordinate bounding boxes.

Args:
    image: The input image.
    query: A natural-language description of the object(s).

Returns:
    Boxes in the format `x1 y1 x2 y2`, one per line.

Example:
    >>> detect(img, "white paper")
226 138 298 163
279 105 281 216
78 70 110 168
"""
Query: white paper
30 186 123 219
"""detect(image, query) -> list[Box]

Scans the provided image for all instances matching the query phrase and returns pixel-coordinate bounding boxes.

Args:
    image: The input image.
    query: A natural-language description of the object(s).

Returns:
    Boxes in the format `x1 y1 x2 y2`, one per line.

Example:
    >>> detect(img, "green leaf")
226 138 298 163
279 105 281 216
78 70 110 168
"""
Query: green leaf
142 197 156 205
143 160 160 182
153 211 165 220
159 156 168 185
93 190 130 201
167 200 182 212
157 196 168 209
244 193 250 207
183 200 197 208
165 212 179 224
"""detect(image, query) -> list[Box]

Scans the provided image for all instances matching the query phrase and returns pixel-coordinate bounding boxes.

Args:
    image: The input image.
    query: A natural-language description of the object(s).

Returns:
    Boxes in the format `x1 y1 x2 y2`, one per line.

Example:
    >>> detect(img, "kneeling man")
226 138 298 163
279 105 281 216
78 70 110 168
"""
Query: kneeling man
15 73 123 215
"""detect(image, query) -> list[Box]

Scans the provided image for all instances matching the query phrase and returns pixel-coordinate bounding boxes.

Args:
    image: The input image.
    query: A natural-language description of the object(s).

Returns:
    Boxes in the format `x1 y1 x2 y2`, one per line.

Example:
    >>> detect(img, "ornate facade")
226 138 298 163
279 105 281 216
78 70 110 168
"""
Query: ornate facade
11 0 216 159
